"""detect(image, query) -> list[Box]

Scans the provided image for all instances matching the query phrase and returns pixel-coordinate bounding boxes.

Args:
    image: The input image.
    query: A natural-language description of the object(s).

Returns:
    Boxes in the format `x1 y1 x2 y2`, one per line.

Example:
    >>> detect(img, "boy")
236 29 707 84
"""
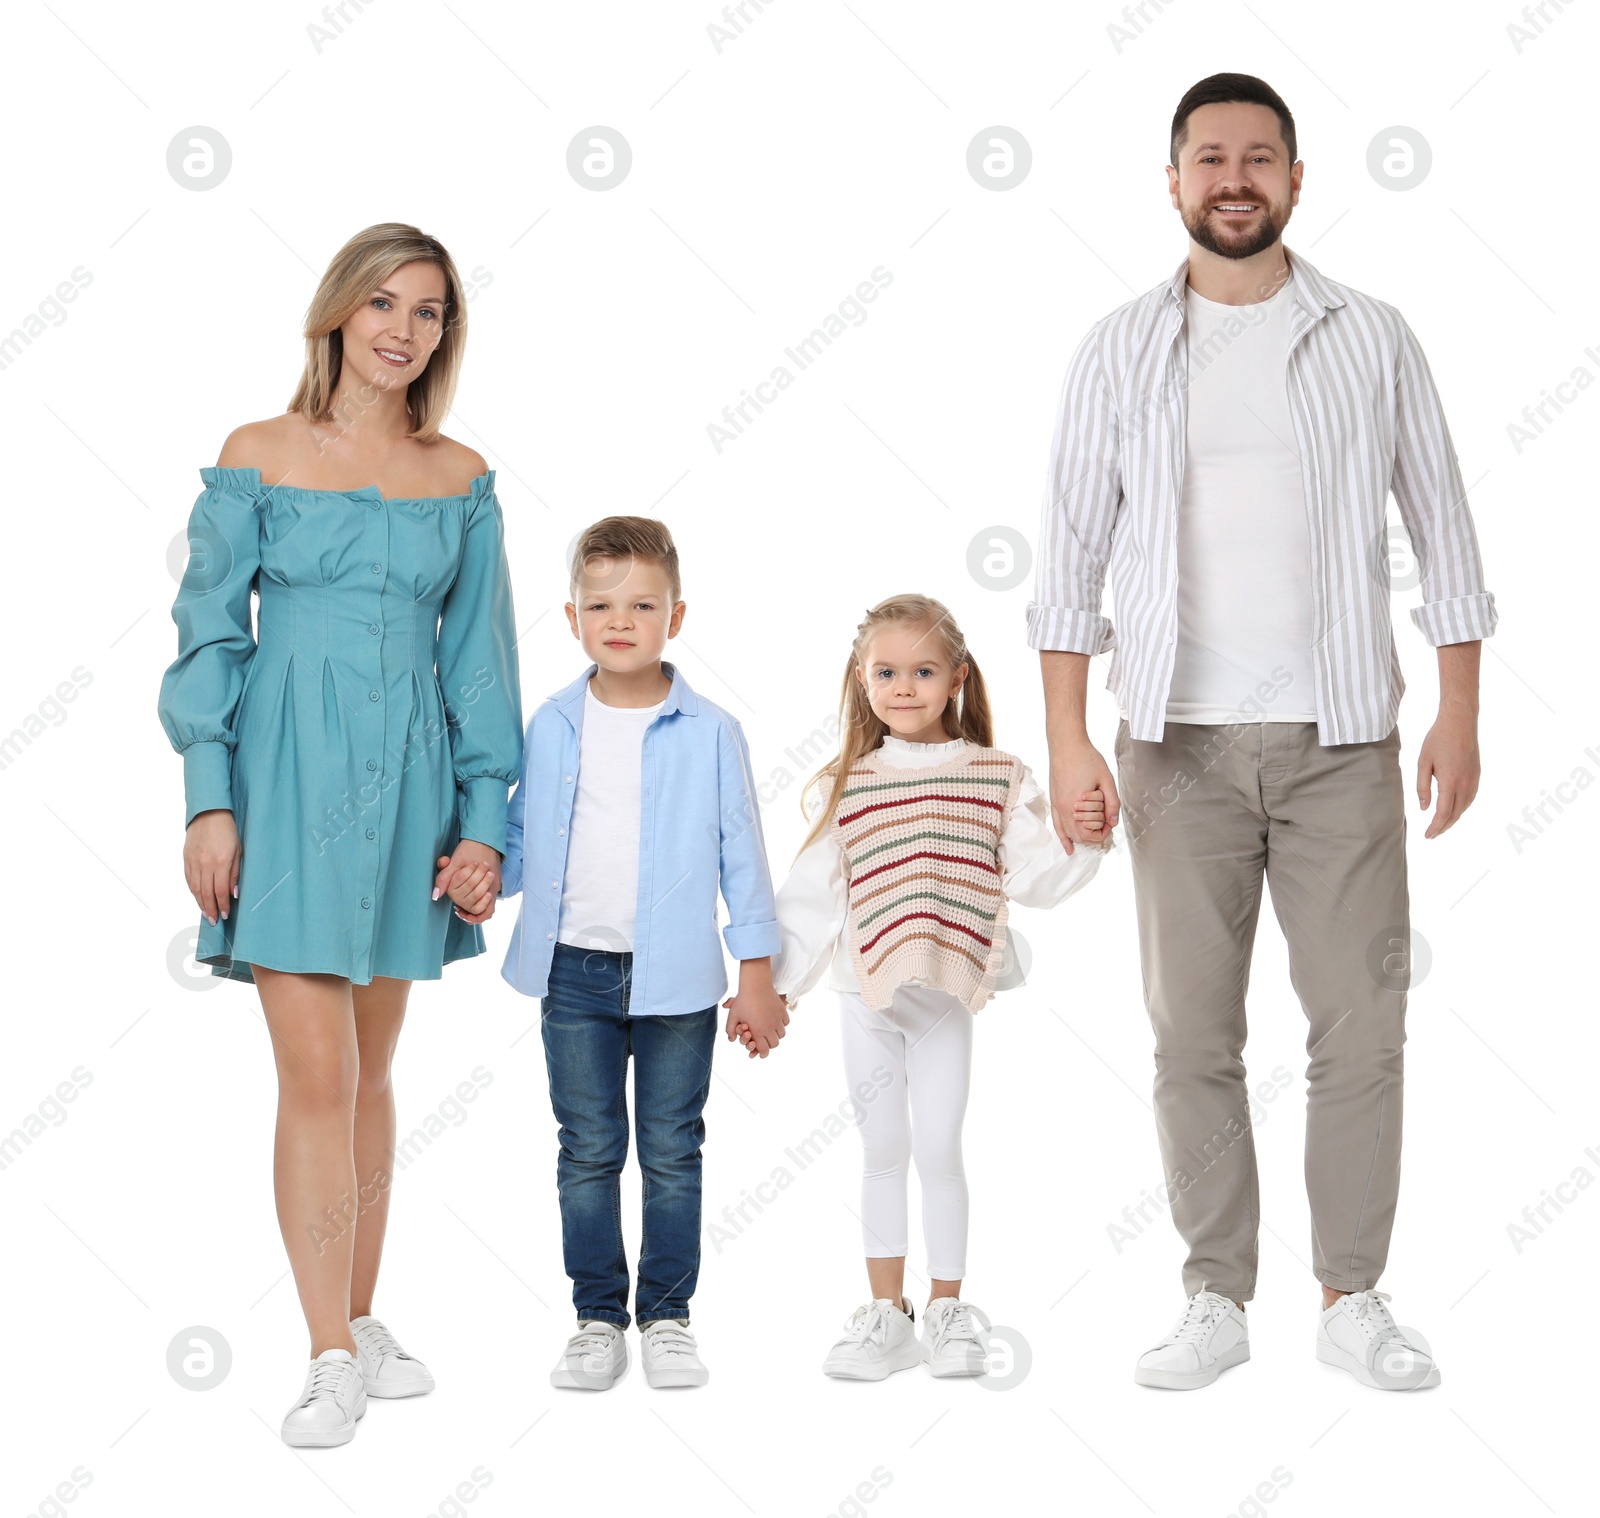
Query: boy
497 516 789 1391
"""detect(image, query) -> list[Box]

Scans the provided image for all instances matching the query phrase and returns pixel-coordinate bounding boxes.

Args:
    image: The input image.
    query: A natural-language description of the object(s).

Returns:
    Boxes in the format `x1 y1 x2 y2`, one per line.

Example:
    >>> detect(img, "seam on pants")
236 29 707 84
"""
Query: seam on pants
1345 1071 1392 1285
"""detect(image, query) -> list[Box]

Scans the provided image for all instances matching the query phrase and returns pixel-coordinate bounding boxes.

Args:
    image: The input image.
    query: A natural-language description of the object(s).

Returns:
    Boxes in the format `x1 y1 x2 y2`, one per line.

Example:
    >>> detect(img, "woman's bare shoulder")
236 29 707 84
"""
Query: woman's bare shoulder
216 413 308 474
429 434 489 487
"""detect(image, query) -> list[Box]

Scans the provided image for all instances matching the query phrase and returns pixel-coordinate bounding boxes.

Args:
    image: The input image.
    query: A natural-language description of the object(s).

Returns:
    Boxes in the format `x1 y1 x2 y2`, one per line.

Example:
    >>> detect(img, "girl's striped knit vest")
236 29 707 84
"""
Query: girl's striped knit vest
832 742 1026 1013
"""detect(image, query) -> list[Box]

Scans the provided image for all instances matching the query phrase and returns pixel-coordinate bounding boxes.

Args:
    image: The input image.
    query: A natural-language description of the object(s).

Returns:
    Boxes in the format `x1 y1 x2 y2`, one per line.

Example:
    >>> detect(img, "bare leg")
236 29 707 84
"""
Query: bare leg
254 965 360 1359
349 977 410 1319
866 1258 908 1312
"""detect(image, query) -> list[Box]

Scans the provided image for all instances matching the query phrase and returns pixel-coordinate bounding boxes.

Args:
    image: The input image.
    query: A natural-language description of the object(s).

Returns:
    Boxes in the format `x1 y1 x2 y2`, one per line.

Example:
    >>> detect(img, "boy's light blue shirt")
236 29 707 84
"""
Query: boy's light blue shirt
498 660 781 1015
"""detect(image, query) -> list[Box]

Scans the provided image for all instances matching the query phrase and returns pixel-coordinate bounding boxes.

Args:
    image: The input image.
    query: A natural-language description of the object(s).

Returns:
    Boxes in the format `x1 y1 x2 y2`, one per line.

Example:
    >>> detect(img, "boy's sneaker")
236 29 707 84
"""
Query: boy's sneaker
1317 1290 1440 1390
639 1318 709 1388
921 1297 992 1378
1134 1290 1250 1389
351 1315 435 1398
280 1347 366 1446
550 1321 629 1391
822 1297 920 1381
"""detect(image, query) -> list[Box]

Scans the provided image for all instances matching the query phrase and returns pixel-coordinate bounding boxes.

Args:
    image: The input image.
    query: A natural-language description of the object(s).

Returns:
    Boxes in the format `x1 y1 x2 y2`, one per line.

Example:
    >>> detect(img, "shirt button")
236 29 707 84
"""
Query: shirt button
360 897 371 909
557 826 565 836
365 828 376 840
371 563 382 574
551 881 559 889
564 775 573 784
546 931 554 940
366 759 377 771
369 690 380 701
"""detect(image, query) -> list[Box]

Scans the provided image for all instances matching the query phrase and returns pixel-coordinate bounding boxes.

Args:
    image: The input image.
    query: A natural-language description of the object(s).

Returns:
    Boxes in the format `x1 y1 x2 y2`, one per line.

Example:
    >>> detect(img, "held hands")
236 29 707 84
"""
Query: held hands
1050 740 1120 851
721 959 791 1059
433 839 504 923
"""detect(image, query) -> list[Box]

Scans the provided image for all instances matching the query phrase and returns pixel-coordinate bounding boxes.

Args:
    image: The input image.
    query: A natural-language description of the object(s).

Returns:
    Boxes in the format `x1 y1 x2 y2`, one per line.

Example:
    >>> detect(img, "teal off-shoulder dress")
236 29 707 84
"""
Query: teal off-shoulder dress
157 466 524 985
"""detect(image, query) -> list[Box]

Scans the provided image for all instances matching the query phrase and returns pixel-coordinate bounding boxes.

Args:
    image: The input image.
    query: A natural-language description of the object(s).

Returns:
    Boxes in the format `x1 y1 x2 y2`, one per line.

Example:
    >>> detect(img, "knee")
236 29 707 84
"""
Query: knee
279 1038 357 1113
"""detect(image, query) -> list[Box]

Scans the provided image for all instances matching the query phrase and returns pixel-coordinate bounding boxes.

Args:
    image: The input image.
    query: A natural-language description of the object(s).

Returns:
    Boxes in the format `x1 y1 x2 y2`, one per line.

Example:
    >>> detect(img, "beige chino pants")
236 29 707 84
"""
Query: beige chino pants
1113 718 1409 1301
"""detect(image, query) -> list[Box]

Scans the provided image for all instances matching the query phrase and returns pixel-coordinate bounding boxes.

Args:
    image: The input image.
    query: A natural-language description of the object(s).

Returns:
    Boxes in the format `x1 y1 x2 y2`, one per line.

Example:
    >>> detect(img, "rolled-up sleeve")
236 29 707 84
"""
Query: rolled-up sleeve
716 718 781 960
157 470 263 828
1026 325 1122 656
436 482 524 854
1390 315 1499 646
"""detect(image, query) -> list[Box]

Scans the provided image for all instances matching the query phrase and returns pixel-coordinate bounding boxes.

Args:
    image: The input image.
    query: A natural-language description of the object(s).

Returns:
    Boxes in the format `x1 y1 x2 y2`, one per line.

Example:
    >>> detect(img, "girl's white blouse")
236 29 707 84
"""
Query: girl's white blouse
771 735 1111 1001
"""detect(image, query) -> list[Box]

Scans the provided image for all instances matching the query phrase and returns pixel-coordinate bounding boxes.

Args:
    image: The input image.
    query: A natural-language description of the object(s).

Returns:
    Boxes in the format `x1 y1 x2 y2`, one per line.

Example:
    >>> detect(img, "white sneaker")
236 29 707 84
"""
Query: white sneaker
921 1297 992 1378
639 1318 709 1388
822 1298 920 1381
1317 1290 1440 1390
550 1320 629 1391
351 1315 435 1398
1134 1290 1250 1389
280 1347 366 1446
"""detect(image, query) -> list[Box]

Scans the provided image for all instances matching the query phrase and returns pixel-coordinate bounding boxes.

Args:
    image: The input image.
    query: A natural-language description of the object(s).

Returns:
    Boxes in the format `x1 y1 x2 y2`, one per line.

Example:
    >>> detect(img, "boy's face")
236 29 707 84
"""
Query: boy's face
565 555 684 674
854 620 967 744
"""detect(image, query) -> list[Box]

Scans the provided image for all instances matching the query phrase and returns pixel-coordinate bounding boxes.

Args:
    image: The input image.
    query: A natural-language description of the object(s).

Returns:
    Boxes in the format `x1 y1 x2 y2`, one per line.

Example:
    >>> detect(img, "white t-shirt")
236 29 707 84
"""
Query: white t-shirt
556 682 665 952
1163 281 1318 725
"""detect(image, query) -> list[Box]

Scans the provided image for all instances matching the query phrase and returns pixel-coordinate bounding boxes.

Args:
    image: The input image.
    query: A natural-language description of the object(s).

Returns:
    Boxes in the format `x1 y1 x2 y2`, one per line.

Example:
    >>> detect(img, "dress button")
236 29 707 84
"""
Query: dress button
370 500 381 511
372 563 382 574
365 828 376 840
360 897 371 909
369 624 380 635
369 690 380 701
366 759 377 771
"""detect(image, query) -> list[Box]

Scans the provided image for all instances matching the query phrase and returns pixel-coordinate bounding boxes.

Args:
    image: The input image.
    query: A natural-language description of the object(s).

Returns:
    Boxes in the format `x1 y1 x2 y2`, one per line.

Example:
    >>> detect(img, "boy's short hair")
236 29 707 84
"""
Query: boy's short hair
569 516 682 604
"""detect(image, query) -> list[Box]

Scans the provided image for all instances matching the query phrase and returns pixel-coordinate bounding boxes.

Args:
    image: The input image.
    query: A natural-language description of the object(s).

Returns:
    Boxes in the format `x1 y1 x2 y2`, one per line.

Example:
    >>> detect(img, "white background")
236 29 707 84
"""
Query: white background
1 2 1593 1515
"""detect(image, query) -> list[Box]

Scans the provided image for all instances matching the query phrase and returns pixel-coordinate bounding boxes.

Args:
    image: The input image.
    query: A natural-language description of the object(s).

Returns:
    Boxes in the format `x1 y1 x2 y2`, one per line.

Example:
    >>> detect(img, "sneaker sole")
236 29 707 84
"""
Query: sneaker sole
924 1345 989 1378
363 1377 436 1398
281 1390 366 1446
1316 1337 1440 1389
551 1345 629 1391
823 1341 922 1381
1134 1341 1250 1390
644 1366 710 1388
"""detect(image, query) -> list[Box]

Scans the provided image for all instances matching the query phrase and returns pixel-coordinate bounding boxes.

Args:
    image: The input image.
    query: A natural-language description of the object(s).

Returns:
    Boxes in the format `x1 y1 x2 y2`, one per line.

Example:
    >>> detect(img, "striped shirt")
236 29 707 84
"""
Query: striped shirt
1026 246 1498 745
835 745 1025 1013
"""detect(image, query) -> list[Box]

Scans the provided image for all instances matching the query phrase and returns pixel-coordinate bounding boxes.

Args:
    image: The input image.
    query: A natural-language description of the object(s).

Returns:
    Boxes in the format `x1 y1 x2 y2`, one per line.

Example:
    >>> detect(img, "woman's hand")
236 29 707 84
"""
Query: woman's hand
184 809 241 926
434 839 503 924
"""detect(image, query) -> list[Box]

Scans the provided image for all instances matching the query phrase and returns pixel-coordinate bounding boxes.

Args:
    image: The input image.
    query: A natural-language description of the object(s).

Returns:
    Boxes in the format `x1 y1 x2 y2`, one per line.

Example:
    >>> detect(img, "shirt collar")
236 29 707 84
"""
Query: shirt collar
1163 244 1345 323
552 659 698 724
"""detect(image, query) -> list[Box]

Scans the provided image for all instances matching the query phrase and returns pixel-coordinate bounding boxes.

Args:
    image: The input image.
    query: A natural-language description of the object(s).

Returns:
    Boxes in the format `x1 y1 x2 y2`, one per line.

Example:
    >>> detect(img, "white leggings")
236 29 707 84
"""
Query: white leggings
839 985 974 1280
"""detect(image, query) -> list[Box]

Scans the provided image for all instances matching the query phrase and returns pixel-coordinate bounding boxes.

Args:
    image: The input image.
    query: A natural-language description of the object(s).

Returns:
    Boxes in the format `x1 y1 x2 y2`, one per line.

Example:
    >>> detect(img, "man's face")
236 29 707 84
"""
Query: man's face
1167 101 1300 260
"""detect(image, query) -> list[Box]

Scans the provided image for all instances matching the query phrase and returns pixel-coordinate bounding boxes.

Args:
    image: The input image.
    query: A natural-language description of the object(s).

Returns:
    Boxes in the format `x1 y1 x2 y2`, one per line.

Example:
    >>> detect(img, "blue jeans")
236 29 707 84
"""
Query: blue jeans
540 941 717 1328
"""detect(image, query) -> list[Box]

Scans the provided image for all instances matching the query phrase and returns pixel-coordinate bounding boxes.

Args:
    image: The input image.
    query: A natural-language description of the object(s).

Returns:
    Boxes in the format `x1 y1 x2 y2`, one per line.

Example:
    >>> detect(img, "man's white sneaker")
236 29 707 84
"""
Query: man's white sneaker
550 1321 629 1391
822 1298 920 1381
1317 1290 1440 1390
639 1318 709 1388
280 1347 366 1446
351 1315 435 1398
1134 1290 1250 1389
921 1297 992 1378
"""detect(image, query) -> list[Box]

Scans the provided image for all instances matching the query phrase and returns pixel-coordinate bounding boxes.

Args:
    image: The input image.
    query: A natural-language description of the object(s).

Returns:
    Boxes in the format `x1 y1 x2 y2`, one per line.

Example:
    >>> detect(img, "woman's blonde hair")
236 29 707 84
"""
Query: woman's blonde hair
287 222 468 442
796 594 994 857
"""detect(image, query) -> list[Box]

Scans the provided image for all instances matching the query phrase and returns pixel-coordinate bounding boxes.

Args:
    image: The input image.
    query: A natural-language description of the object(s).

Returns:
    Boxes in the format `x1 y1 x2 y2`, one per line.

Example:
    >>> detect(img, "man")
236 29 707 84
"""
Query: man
1030 72 1495 1391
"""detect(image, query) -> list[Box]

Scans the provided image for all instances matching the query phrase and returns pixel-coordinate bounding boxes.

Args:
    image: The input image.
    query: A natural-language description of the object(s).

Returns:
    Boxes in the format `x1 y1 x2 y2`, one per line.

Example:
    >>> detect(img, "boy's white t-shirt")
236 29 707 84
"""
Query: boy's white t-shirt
555 682 665 952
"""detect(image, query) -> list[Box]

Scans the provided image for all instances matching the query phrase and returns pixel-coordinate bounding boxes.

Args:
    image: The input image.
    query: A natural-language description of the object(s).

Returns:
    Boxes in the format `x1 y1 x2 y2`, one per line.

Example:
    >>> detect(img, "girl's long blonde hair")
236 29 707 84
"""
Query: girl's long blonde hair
287 222 468 442
796 594 995 857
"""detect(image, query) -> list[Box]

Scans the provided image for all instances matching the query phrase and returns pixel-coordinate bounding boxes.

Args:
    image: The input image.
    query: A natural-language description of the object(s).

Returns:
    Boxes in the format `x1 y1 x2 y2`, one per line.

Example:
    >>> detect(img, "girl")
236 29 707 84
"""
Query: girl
752 594 1108 1379
157 224 523 1444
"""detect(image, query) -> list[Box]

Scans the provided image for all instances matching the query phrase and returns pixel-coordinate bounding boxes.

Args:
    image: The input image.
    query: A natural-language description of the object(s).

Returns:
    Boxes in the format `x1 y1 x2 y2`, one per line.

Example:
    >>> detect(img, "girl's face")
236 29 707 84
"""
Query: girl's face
337 259 448 395
855 621 967 746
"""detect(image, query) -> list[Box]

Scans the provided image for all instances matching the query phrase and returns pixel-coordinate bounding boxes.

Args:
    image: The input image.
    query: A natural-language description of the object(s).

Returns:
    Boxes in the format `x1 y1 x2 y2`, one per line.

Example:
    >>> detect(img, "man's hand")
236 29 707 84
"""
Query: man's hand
434 839 503 923
1416 709 1481 839
1049 738 1120 852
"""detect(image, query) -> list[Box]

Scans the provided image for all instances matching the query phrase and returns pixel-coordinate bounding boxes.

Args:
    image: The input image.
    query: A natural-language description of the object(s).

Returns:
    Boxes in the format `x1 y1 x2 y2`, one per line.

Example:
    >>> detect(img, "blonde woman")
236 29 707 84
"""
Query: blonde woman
757 596 1109 1380
157 224 523 1445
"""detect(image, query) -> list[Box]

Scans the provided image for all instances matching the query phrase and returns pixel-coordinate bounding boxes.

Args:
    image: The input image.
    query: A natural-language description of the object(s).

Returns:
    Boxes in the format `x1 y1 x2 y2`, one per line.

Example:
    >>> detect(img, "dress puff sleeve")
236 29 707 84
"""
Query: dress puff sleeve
157 467 264 829
1000 761 1111 909
772 771 849 1002
435 473 525 857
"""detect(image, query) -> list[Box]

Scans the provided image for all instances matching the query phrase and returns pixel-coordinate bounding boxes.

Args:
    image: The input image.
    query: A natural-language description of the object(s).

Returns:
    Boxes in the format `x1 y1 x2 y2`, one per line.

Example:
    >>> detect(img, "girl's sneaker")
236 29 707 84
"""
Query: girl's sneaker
639 1318 709 1388
822 1298 920 1380
550 1321 629 1391
351 1315 435 1398
921 1297 992 1378
280 1347 366 1446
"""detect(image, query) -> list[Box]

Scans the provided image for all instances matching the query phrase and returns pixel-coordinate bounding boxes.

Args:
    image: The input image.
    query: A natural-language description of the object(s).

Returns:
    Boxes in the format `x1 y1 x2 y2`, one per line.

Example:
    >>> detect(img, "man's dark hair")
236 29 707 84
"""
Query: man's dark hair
1170 73 1296 169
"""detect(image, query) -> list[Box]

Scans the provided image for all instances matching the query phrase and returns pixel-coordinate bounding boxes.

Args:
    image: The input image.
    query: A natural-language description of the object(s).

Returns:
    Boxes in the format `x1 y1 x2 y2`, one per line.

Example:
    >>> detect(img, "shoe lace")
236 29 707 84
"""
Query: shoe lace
1344 1290 1404 1343
354 1320 411 1361
835 1301 895 1351
928 1299 990 1354
1165 1291 1228 1346
643 1322 697 1359
297 1359 353 1408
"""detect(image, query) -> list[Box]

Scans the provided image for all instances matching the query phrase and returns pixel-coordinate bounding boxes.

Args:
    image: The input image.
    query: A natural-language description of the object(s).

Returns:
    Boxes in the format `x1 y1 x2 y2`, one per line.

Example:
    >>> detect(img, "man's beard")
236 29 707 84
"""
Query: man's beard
1181 195 1290 259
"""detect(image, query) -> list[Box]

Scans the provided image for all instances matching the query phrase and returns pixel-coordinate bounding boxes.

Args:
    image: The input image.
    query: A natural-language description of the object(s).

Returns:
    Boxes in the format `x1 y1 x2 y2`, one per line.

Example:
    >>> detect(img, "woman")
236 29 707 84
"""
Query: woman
157 223 523 1446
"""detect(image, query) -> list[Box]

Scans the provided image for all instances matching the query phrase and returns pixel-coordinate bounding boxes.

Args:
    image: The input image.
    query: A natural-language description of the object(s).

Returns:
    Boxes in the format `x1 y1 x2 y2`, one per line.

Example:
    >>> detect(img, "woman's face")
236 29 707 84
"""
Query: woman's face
338 259 449 395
